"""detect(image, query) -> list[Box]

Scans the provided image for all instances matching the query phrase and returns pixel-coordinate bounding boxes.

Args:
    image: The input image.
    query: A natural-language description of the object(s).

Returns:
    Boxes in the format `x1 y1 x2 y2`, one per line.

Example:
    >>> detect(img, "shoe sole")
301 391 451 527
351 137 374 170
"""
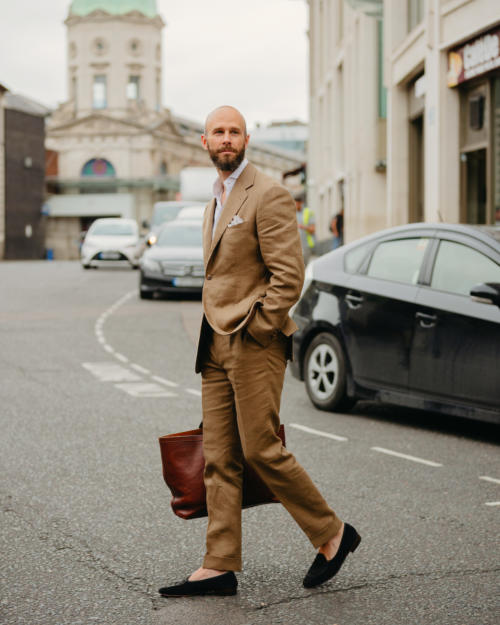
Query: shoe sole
351 533 361 553
159 588 237 597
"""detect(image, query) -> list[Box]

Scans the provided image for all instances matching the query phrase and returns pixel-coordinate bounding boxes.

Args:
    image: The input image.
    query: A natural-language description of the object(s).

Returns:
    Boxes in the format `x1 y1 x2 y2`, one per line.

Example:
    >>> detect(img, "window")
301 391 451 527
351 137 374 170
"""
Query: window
156 76 161 111
71 76 77 109
127 75 140 100
430 240 500 296
81 158 116 177
93 75 107 109
408 0 424 33
367 238 430 284
345 242 371 274
377 20 386 119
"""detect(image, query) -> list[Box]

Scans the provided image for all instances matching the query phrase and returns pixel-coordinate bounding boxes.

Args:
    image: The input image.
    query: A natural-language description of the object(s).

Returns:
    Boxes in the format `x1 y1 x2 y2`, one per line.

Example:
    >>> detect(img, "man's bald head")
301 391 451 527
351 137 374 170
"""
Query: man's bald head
201 105 250 174
204 106 247 136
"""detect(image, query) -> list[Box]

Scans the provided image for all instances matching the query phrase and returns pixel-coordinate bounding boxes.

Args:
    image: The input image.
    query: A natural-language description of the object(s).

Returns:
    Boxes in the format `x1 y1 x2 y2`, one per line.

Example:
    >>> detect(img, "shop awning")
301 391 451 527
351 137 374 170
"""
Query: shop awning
44 193 135 218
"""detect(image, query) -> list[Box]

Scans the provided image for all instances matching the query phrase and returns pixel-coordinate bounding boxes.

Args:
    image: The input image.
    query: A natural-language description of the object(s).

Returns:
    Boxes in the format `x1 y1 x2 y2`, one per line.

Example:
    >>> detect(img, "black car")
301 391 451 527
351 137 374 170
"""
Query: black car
290 223 500 423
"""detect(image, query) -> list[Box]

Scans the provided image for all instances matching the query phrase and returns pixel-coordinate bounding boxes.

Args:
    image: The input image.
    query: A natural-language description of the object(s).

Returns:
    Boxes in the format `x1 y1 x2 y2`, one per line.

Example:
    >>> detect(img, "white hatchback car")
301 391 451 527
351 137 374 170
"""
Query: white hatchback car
81 218 140 269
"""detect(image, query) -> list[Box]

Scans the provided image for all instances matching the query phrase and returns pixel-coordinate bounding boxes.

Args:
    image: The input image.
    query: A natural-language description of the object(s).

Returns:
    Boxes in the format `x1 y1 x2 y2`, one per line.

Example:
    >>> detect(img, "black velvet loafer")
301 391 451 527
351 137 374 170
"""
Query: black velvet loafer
303 523 361 588
158 571 238 597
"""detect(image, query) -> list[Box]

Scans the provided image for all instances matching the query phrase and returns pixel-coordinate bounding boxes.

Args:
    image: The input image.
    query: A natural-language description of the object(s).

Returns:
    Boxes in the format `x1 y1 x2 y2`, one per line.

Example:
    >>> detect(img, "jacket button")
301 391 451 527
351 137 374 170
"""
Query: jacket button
206 274 212 280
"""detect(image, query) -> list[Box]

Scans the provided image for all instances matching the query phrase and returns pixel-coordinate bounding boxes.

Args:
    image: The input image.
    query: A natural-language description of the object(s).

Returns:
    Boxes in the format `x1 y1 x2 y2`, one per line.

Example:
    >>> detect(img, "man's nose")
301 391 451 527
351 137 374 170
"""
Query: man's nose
222 131 232 142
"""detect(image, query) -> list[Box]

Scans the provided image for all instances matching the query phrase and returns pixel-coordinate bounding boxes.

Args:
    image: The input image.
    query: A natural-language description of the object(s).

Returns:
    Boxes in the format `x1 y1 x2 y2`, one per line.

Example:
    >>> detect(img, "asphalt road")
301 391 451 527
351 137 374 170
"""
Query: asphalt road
1 261 499 625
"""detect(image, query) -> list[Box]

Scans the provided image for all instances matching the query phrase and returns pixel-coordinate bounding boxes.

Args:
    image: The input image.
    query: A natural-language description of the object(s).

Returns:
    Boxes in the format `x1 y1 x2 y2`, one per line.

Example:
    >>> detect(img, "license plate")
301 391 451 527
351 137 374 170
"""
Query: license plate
100 251 121 260
172 277 204 287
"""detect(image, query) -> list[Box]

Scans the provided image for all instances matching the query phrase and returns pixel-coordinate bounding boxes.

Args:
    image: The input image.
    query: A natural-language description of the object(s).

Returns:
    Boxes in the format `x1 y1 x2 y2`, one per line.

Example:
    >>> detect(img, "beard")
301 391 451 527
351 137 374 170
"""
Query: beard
207 143 246 172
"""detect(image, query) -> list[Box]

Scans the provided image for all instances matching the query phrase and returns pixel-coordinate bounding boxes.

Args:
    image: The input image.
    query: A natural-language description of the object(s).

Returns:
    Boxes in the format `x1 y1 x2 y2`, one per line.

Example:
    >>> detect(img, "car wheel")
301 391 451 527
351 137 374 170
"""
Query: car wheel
140 286 154 300
82 265 91 270
304 332 355 412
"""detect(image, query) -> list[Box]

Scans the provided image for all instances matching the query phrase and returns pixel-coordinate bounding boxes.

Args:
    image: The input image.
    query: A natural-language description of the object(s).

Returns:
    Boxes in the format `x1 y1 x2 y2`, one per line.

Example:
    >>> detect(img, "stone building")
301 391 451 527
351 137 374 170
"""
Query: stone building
307 0 387 245
307 0 500 246
46 0 302 259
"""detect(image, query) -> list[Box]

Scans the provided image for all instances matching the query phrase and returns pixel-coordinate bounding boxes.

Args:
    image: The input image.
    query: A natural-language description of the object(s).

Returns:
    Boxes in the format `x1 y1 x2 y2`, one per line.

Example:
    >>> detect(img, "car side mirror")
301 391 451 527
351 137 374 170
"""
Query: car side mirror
470 282 500 307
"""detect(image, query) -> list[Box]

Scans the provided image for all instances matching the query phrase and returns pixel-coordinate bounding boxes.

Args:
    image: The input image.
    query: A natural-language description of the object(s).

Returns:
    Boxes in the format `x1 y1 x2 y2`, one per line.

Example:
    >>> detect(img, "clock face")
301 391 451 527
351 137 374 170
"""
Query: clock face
128 38 143 56
92 37 108 56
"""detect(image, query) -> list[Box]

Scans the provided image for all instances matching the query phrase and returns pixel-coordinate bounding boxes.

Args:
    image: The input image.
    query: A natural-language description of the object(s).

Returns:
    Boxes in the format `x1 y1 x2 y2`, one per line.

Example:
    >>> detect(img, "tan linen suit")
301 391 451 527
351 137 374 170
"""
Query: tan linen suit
196 163 341 571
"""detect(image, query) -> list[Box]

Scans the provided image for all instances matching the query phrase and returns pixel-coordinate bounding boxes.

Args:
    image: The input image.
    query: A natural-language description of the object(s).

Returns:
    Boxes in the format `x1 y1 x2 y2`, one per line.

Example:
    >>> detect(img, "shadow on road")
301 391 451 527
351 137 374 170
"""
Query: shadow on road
350 401 500 445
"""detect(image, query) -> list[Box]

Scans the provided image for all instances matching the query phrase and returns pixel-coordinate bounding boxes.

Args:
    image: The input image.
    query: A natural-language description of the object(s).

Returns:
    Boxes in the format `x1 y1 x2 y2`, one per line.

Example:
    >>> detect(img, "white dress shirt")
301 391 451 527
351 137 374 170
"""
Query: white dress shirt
212 158 248 238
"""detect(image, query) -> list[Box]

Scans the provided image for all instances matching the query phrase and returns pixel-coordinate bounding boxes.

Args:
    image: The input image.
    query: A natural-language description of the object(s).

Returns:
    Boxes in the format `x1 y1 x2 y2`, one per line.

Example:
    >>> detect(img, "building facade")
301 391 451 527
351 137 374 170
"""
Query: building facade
1 91 49 260
46 0 302 259
386 0 500 228
308 0 387 245
308 0 500 246
0 84 6 259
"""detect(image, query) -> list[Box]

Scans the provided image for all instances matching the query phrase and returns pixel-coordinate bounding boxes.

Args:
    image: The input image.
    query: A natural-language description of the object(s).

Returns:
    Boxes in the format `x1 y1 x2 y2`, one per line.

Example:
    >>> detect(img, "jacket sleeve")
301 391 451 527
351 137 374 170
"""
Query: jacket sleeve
246 184 305 346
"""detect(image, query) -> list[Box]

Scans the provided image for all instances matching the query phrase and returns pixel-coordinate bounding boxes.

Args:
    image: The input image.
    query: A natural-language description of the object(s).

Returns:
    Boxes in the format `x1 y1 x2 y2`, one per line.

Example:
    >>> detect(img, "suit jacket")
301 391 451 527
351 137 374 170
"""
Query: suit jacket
195 162 305 372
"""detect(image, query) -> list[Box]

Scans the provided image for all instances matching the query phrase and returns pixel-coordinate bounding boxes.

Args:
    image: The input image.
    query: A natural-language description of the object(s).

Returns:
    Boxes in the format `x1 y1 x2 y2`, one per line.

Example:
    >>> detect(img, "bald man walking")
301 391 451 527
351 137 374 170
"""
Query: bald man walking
159 106 360 597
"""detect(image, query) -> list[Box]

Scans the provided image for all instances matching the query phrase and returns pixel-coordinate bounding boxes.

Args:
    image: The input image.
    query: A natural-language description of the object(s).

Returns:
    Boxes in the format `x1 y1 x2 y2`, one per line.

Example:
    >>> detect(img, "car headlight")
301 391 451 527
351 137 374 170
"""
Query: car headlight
141 258 161 272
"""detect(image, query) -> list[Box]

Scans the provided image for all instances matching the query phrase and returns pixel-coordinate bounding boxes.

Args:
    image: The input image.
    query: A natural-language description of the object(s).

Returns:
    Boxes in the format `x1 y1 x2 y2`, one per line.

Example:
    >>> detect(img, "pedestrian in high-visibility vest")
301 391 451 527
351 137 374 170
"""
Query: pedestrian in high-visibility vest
296 198 315 265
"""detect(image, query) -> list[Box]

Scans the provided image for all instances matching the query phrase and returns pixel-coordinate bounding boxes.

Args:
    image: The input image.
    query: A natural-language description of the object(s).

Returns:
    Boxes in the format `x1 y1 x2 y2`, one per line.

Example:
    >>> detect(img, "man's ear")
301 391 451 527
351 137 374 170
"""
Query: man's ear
201 134 208 151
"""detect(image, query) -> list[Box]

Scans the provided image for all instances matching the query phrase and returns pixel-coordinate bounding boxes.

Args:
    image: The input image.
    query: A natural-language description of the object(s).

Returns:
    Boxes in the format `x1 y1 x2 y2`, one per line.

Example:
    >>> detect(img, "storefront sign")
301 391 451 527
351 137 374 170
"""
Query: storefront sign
448 26 500 87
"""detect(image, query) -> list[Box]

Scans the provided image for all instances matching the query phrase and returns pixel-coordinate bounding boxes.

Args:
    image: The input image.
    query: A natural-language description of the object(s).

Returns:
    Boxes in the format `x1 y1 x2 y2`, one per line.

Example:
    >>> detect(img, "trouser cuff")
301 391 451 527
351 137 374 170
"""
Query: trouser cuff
309 518 343 549
203 553 242 572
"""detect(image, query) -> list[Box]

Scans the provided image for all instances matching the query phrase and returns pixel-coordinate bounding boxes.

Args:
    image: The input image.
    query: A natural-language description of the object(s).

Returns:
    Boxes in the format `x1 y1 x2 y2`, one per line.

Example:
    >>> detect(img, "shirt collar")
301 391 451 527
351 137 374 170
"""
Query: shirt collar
213 158 248 198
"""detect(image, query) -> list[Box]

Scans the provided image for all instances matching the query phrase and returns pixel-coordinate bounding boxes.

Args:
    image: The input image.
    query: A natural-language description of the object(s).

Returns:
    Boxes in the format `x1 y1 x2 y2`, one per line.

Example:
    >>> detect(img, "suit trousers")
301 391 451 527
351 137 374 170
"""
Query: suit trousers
200 327 342 572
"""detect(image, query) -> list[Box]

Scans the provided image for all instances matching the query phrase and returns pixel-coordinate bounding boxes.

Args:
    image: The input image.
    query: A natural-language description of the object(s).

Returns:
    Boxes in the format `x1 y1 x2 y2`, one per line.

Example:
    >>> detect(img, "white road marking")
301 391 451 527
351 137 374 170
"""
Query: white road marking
485 501 500 507
130 363 151 375
97 336 106 345
114 382 178 398
479 475 500 485
289 423 348 442
103 345 114 354
115 353 129 363
371 446 442 467
186 388 202 397
82 362 141 382
152 375 179 388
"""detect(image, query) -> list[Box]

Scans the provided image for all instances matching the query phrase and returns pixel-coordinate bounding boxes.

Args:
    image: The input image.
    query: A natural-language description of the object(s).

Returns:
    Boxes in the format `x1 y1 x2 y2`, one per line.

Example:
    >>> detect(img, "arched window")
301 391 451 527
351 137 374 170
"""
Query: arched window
159 161 168 176
81 158 116 177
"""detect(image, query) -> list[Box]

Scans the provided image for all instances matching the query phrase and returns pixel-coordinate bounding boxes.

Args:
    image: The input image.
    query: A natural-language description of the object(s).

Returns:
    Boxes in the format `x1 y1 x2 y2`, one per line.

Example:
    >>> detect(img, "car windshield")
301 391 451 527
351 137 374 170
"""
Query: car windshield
157 223 202 247
151 205 183 227
90 222 136 236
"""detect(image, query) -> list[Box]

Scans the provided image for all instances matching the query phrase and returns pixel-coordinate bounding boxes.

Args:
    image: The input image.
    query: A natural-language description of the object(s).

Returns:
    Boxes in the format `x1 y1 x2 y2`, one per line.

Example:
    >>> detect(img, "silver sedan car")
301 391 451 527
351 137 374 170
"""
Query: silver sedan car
139 219 204 299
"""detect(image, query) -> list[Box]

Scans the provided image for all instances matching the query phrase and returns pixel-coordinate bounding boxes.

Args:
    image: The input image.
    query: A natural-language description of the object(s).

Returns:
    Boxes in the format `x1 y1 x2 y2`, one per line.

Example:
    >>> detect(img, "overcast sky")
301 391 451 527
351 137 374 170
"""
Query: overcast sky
0 0 308 129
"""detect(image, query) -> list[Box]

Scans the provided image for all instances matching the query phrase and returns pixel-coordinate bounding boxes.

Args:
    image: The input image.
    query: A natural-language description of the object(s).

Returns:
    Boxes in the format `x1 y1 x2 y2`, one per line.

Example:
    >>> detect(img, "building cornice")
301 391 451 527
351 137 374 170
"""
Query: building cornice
65 10 164 28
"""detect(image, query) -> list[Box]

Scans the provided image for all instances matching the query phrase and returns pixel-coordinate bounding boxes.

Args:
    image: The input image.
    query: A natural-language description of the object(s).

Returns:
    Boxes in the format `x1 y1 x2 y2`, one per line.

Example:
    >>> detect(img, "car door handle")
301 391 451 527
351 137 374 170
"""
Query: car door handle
416 311 437 328
345 293 364 309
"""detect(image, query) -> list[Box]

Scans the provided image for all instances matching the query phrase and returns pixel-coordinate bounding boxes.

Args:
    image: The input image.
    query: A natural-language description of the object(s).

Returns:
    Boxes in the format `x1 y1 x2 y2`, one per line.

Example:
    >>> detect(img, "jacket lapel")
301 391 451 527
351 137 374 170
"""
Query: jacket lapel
203 198 216 266
207 163 256 263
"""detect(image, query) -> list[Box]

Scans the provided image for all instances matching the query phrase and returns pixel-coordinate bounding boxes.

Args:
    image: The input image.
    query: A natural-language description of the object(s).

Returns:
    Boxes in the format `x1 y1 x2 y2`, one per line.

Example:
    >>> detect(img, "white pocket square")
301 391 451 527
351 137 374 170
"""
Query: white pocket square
228 215 244 228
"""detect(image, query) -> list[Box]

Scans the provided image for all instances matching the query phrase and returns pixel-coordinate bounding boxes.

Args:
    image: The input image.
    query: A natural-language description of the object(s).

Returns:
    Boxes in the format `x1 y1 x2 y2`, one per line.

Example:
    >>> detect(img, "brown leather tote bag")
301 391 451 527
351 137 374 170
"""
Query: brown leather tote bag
159 425 285 519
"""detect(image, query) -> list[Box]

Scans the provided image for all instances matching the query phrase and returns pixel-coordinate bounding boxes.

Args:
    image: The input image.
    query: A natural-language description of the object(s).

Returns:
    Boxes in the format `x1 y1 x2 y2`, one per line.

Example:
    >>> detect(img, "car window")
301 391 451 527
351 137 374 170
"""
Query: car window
157 223 202 247
152 206 182 227
90 222 136 236
344 242 371 274
430 240 500 296
366 238 430 284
